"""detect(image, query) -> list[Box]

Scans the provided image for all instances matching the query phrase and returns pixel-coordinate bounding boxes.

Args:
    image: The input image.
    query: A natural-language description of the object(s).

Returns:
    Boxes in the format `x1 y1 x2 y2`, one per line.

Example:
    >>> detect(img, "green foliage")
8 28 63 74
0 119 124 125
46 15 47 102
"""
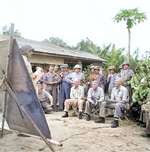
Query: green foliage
2 25 23 38
101 44 126 75
114 7 147 29
84 64 92 81
43 37 68 47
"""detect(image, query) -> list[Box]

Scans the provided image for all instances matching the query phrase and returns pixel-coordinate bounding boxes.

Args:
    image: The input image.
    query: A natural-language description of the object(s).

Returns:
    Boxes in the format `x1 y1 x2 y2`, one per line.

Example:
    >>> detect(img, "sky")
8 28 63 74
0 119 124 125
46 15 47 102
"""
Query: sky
0 0 150 56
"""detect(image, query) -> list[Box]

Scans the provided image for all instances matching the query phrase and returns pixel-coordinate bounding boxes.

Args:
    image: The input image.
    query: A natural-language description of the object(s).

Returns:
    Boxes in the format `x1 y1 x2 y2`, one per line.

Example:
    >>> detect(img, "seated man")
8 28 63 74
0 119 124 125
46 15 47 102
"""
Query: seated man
84 80 104 122
37 81 53 114
62 79 84 119
99 78 129 128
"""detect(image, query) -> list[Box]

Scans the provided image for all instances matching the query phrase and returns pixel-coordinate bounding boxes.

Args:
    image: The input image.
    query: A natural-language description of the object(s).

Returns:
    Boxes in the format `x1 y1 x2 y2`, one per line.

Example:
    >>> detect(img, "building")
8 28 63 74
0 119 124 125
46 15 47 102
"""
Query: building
0 34 107 73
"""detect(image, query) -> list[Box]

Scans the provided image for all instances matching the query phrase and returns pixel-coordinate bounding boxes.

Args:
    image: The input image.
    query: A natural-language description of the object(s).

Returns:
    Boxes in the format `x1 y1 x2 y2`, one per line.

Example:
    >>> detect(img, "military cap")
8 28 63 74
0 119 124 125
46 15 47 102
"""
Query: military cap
74 64 81 69
20 44 34 55
90 66 95 69
94 66 100 71
109 66 115 70
123 61 129 66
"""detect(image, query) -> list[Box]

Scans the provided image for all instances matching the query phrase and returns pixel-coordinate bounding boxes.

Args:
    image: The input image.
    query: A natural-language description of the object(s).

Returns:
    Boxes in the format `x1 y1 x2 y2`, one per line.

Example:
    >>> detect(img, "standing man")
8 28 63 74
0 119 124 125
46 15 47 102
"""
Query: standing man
118 61 134 99
43 65 61 111
59 64 72 111
98 78 129 128
84 81 104 122
62 79 84 119
21 44 40 79
107 66 117 97
94 66 106 90
65 64 84 85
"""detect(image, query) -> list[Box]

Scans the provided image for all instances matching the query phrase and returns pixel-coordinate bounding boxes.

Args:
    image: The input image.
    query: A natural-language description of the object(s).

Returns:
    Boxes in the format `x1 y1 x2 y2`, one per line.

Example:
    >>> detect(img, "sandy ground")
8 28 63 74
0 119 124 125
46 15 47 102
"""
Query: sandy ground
0 110 150 152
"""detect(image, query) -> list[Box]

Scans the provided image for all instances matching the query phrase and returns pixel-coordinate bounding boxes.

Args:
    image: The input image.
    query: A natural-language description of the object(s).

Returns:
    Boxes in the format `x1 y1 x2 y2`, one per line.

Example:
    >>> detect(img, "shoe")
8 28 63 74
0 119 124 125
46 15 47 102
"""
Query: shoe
95 117 105 123
79 112 82 119
111 120 119 128
62 112 68 118
86 114 91 121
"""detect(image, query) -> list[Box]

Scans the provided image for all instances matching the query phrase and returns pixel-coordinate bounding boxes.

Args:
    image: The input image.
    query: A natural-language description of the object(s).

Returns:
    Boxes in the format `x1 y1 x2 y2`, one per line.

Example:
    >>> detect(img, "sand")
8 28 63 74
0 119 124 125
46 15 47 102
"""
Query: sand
0 111 150 152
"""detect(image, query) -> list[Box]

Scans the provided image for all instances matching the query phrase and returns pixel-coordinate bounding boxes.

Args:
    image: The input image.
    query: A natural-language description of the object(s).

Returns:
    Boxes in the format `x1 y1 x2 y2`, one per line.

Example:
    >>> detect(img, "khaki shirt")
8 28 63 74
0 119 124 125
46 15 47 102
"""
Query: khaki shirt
22 55 33 74
111 85 129 102
87 87 104 104
70 85 84 100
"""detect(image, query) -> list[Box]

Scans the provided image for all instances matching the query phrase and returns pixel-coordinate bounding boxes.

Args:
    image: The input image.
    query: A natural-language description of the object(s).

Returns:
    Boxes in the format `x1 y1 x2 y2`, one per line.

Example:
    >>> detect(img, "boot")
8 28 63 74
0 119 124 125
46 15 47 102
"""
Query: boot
86 114 91 121
95 117 105 123
79 112 82 119
62 111 68 118
111 120 119 128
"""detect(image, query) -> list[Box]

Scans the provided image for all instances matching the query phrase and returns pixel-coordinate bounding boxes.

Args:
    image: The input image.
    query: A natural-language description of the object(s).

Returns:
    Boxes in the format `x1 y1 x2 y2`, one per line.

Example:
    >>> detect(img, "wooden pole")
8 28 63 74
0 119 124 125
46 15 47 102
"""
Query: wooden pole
1 23 14 138
17 132 63 147
128 28 131 64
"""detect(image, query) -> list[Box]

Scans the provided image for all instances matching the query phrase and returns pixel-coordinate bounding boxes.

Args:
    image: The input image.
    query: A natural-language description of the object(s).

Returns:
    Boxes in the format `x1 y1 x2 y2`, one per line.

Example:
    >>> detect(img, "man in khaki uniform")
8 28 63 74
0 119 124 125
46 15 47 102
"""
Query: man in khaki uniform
62 79 84 119
37 81 53 114
43 65 61 111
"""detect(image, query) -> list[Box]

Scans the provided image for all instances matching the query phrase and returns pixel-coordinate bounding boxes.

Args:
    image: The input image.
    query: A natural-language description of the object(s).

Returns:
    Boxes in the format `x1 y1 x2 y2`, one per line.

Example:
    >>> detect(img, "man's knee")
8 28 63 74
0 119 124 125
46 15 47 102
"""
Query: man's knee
115 103 122 109
85 101 90 106
64 99 69 105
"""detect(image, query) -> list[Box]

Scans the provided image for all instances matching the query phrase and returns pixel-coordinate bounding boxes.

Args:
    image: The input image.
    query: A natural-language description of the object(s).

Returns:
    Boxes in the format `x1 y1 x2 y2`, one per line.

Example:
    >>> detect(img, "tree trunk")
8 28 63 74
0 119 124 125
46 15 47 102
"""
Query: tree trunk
128 29 131 63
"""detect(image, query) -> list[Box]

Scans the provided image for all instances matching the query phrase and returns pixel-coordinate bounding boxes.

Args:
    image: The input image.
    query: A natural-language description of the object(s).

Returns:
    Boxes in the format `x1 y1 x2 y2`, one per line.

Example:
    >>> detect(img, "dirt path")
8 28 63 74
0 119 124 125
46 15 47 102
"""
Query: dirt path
0 111 150 152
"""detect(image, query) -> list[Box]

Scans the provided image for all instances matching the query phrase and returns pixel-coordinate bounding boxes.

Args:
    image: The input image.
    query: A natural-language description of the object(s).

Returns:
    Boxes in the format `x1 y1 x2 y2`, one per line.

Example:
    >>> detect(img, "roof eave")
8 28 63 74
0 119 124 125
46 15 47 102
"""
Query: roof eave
33 51 107 63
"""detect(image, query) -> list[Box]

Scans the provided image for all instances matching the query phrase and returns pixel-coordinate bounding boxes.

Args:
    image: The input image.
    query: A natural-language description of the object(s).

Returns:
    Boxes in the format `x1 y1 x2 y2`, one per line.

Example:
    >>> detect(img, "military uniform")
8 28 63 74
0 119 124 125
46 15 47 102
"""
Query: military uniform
43 71 61 111
59 64 72 110
99 85 129 118
84 87 104 116
117 61 134 99
38 90 53 113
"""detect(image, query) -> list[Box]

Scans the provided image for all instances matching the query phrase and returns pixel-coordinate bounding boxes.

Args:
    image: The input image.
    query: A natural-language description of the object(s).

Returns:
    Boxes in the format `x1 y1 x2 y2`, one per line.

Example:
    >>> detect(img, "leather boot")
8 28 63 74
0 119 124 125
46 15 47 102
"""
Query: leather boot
95 117 105 123
79 112 82 119
86 114 91 121
111 120 119 128
62 111 68 118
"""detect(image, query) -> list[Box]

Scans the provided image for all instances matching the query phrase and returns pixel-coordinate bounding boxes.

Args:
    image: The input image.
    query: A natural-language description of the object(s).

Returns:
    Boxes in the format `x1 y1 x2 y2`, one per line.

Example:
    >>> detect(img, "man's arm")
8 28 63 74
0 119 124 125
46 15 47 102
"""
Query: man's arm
110 88 115 100
78 86 84 100
122 87 129 103
65 73 73 84
87 89 95 104
53 73 62 84
70 87 75 100
97 88 104 102
43 90 53 106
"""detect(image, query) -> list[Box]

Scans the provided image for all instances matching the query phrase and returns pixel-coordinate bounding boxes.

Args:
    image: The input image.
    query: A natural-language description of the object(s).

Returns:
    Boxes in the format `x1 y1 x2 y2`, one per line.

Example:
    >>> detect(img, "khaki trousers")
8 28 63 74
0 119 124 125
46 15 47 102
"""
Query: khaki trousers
64 99 84 112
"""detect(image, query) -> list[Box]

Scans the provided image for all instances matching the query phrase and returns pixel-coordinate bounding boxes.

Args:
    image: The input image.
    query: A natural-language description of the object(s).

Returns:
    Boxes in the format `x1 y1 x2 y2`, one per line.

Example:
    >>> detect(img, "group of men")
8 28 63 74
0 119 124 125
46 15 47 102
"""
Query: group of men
20 43 136 128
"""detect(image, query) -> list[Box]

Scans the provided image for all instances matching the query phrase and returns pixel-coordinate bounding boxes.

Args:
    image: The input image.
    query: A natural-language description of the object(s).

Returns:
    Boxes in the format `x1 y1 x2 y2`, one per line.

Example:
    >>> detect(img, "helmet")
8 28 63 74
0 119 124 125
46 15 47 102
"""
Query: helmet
74 64 81 69
94 66 100 71
109 66 115 70
62 64 69 68
119 64 123 69
20 44 34 55
90 66 95 69
123 61 129 66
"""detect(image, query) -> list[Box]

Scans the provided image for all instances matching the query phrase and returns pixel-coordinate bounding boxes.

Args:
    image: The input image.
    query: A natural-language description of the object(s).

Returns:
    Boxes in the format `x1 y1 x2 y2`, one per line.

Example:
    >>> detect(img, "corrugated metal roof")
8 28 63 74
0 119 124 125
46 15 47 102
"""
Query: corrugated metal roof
0 34 107 62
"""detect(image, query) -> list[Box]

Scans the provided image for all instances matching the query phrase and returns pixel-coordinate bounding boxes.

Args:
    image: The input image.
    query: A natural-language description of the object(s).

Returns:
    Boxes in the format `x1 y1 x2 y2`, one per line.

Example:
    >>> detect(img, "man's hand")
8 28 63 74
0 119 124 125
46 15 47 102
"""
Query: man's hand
117 100 125 104
49 82 54 85
31 73 37 79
